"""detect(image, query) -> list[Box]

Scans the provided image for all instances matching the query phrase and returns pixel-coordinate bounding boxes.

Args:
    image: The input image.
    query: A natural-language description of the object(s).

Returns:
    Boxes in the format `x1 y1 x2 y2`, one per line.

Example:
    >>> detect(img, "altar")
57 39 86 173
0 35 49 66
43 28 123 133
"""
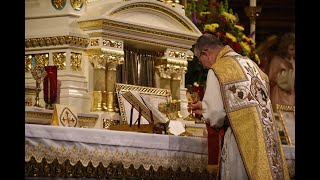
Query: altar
25 0 295 179
25 124 295 179
25 124 214 179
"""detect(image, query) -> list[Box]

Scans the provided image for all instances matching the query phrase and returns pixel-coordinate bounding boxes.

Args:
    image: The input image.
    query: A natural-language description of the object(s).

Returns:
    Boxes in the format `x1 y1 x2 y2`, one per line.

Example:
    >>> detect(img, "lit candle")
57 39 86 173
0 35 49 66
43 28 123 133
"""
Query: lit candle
250 0 256 7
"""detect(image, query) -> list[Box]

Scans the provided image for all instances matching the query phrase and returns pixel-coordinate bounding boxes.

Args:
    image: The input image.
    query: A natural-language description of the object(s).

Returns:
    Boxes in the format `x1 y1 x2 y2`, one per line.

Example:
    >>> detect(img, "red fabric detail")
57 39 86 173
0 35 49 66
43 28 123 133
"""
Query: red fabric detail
207 125 225 166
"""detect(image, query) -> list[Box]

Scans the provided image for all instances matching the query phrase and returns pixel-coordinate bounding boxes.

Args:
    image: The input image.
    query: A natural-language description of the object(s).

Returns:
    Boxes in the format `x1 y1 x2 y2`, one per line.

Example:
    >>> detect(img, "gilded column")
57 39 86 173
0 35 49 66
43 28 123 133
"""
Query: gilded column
87 38 124 112
155 49 188 118
89 55 106 111
105 62 118 112
155 64 172 90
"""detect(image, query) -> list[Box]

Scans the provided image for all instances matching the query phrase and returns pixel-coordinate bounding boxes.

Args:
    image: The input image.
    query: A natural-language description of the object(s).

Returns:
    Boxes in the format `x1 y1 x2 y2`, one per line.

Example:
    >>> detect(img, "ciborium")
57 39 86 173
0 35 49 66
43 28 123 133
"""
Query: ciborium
31 64 47 108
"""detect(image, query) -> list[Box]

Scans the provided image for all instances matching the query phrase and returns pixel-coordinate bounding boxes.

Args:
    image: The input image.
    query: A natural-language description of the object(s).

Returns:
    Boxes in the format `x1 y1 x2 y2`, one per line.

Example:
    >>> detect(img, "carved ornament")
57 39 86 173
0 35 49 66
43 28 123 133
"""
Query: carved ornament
25 36 90 48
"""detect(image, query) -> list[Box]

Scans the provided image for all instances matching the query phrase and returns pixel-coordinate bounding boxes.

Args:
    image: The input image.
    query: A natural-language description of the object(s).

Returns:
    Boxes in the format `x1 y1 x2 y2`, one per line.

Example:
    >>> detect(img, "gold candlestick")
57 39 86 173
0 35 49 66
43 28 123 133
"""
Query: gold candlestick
31 64 47 108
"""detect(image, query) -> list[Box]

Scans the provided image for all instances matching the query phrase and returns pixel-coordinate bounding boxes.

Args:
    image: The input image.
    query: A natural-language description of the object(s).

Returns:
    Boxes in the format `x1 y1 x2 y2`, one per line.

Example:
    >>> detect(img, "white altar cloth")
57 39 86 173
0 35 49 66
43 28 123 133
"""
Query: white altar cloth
25 124 295 177
25 124 208 172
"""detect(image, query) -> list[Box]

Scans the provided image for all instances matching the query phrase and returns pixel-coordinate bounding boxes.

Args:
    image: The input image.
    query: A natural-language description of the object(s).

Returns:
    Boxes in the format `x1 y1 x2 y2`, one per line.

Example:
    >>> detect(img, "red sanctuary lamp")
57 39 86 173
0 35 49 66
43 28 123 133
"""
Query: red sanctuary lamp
43 66 58 109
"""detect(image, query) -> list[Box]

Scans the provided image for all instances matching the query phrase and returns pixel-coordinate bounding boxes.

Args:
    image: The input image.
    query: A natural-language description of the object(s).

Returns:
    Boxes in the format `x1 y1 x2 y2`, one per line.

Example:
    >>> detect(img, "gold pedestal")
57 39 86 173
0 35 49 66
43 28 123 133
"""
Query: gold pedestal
105 91 117 112
92 91 104 111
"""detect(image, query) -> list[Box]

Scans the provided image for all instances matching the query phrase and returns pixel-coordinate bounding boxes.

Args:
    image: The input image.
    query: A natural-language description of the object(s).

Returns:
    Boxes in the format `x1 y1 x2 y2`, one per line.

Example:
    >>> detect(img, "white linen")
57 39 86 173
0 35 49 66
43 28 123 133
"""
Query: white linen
25 124 294 175
202 69 226 128
25 124 208 172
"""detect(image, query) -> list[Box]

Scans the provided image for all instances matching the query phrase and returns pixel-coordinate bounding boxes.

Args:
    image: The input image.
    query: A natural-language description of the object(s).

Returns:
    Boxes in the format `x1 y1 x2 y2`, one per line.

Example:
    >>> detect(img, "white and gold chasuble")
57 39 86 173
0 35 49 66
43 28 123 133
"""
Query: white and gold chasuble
212 46 290 180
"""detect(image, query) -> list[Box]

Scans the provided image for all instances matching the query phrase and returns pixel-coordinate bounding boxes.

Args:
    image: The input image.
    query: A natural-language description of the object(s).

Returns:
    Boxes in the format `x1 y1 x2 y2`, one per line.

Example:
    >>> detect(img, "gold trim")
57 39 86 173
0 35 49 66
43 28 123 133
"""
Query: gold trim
168 50 186 59
90 39 99 46
53 52 66 70
102 39 123 49
157 58 188 67
78 117 97 123
25 157 216 178
89 32 189 51
70 0 83 11
25 55 33 72
87 49 125 65
115 83 171 125
70 52 82 71
25 111 53 119
109 3 192 31
275 104 295 146
25 97 33 106
52 0 66 10
25 36 90 48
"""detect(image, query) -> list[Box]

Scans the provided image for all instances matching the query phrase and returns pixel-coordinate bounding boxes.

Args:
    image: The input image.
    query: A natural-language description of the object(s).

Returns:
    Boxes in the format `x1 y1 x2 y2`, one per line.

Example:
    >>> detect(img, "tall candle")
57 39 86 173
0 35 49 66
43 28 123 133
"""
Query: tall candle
250 0 256 6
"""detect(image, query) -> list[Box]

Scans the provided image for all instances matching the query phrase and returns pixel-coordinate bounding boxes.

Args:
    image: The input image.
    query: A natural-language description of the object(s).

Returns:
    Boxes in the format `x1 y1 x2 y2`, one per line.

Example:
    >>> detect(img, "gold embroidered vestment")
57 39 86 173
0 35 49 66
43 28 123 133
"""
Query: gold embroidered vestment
212 46 290 180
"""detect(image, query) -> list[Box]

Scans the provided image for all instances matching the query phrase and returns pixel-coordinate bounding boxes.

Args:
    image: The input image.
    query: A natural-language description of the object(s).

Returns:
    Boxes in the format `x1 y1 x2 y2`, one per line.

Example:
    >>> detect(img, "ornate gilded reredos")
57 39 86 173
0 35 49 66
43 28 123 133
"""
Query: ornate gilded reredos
25 36 90 48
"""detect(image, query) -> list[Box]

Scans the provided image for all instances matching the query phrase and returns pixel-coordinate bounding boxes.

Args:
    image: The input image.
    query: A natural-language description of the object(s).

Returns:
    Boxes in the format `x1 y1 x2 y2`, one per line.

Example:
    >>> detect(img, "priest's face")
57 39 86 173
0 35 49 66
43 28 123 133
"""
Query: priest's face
197 49 211 69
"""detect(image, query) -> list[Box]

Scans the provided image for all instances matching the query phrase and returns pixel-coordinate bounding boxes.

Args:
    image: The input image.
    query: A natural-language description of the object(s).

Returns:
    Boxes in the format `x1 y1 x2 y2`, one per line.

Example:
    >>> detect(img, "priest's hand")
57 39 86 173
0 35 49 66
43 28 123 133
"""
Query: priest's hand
187 101 203 115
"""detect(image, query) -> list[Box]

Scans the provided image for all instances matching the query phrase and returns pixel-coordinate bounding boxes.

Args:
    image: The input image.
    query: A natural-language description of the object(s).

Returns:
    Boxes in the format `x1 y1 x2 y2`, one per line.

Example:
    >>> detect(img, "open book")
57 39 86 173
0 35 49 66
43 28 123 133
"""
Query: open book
122 91 169 125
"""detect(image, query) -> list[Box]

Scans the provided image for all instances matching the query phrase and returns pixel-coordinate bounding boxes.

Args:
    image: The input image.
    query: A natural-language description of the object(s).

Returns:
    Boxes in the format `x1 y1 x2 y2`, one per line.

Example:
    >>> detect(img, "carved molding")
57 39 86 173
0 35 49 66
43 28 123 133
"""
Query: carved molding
25 36 90 48
90 39 99 46
168 50 186 59
79 20 197 42
109 3 192 31
103 39 123 49
87 49 124 69
88 32 189 51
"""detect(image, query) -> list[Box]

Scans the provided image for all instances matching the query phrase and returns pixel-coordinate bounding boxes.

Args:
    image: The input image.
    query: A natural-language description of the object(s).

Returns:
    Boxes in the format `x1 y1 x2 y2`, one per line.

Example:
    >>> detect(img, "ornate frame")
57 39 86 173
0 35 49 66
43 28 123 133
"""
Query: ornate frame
115 83 171 125
274 104 295 146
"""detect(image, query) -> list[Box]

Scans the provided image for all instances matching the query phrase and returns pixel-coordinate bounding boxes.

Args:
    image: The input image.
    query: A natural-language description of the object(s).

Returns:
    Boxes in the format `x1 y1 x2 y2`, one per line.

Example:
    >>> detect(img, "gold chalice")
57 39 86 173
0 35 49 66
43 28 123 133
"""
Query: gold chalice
183 91 201 122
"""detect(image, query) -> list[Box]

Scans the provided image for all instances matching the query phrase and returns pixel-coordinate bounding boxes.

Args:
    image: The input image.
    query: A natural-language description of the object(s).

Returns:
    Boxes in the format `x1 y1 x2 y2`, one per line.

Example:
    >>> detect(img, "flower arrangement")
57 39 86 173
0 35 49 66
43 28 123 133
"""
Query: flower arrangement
185 0 260 86
188 0 260 65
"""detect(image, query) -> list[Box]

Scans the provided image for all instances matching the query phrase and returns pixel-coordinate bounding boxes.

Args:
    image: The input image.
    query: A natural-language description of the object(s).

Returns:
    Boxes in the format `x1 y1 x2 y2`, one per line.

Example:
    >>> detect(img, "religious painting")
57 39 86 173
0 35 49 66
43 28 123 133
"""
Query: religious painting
274 104 295 146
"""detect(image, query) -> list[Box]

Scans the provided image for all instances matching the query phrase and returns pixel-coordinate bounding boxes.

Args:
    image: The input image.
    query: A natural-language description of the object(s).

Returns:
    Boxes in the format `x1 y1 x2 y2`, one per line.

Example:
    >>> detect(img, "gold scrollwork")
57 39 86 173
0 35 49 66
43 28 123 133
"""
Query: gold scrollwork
168 51 186 59
102 39 123 49
90 39 99 46
52 0 66 10
88 32 189 51
87 49 124 65
187 54 194 61
25 97 33 106
70 52 82 71
70 0 83 11
25 55 33 72
107 62 118 71
103 119 120 129
53 52 66 70
35 54 49 67
25 36 90 48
